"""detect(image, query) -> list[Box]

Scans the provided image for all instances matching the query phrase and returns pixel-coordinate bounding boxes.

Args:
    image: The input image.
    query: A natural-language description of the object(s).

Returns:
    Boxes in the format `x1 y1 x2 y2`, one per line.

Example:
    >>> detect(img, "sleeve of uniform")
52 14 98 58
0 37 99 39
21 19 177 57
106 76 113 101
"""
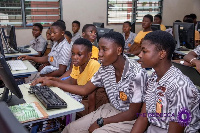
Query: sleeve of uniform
87 60 100 81
37 39 47 52
90 66 104 88
91 46 99 60
193 45 200 56
57 44 72 66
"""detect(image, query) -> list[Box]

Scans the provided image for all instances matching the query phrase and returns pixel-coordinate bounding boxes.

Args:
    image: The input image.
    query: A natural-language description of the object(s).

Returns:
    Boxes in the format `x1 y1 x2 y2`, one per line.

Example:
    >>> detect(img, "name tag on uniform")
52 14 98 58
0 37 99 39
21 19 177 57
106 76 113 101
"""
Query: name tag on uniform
119 91 127 101
50 56 54 62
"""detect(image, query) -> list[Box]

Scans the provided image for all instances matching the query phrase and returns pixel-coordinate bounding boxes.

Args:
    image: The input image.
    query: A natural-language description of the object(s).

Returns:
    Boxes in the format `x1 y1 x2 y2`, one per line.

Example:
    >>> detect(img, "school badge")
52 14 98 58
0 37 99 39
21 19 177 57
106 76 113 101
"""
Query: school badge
119 91 127 101
50 56 54 62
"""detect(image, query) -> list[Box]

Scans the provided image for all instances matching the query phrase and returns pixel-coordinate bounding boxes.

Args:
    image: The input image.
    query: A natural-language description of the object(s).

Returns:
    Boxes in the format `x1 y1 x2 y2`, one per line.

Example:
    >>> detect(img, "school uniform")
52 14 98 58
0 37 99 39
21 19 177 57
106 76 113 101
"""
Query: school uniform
62 55 148 133
193 45 200 59
122 32 137 49
145 66 200 133
30 35 47 52
160 24 166 31
71 32 81 42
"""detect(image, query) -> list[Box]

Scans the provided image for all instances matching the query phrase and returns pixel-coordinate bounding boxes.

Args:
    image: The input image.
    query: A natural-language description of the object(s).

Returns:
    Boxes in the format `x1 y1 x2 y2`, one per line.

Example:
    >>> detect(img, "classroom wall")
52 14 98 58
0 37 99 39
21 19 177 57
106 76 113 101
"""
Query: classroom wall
16 0 200 46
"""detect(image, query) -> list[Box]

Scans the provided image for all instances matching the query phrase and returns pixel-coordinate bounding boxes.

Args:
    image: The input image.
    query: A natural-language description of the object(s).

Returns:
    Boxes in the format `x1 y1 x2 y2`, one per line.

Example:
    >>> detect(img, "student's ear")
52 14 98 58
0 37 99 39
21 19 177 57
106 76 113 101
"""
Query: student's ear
82 32 85 37
117 47 123 55
61 30 65 36
159 50 167 60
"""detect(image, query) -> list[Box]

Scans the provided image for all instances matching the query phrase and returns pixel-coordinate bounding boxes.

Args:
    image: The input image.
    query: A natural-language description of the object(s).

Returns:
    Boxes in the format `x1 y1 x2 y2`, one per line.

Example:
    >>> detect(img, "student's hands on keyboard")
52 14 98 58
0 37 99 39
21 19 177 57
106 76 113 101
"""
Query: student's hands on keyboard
17 55 30 60
31 77 55 86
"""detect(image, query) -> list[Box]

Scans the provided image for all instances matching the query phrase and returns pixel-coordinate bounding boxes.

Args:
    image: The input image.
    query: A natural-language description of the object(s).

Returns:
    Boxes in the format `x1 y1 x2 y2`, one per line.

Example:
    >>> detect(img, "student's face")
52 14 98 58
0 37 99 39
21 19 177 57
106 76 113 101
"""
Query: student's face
122 23 131 34
82 26 97 43
72 23 80 34
98 38 122 66
138 40 161 68
50 26 64 42
64 35 71 44
71 44 91 67
142 17 152 29
154 17 161 24
32 26 41 38
46 29 51 40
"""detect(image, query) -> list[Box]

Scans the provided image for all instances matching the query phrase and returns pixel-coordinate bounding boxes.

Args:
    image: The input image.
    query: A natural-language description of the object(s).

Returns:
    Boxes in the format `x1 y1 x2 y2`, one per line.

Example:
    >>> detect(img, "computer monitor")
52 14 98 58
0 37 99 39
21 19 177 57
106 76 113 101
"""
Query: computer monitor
0 31 5 56
9 26 18 50
173 22 195 49
197 21 200 33
0 54 23 102
0 102 28 133
130 22 135 33
151 24 160 31
93 22 104 28
0 28 9 52
97 28 113 42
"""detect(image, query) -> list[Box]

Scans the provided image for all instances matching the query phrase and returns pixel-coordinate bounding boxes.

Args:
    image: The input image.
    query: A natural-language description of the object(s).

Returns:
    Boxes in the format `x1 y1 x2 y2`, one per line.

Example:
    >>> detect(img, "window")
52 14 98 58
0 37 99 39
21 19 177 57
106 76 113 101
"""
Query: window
107 0 163 24
0 0 62 27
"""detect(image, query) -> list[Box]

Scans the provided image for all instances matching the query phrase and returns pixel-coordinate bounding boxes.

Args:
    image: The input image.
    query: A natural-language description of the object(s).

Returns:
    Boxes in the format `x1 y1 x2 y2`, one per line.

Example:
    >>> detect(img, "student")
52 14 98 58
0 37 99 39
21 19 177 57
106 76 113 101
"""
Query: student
64 30 73 45
71 20 81 42
190 13 197 26
30 23 47 57
33 32 147 133
128 14 153 55
131 31 200 133
122 21 137 51
154 14 166 31
45 27 53 55
82 24 99 60
18 21 72 77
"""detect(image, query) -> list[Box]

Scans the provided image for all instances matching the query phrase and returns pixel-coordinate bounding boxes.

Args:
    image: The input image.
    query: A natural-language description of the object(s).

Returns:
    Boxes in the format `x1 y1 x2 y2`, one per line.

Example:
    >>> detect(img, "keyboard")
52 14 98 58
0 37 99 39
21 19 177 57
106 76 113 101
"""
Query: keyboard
29 85 67 110
7 60 28 71
17 47 31 53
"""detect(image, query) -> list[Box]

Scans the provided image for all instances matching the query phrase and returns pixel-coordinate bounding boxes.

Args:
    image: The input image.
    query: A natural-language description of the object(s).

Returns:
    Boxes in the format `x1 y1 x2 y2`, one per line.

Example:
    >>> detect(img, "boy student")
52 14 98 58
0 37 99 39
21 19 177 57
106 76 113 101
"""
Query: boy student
64 30 73 45
18 21 72 77
122 21 137 51
72 20 81 42
33 32 147 133
131 31 200 133
30 23 47 57
128 14 153 55
82 24 99 60
153 14 166 31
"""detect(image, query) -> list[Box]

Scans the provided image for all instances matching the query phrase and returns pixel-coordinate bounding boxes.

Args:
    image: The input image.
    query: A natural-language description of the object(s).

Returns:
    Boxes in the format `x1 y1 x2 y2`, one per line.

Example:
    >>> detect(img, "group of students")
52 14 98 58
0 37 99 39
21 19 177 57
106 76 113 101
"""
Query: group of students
15 14 200 132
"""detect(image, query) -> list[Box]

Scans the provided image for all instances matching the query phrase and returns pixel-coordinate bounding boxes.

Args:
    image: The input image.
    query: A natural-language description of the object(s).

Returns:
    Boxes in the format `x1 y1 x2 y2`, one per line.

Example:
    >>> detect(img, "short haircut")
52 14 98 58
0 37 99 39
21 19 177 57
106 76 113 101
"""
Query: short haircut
175 20 182 22
51 21 66 31
33 23 43 31
72 20 80 27
184 18 194 23
82 24 96 33
124 21 131 27
190 13 197 19
143 30 175 60
101 32 125 51
56 19 66 25
144 14 153 22
154 14 162 20
64 31 72 39
73 38 92 52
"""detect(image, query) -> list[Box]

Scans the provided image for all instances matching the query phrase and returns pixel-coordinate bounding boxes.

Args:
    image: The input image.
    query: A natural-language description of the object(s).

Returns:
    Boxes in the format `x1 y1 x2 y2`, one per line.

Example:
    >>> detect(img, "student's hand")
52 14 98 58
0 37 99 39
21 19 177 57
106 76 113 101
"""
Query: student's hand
17 55 30 60
41 79 57 87
31 77 48 86
88 121 99 133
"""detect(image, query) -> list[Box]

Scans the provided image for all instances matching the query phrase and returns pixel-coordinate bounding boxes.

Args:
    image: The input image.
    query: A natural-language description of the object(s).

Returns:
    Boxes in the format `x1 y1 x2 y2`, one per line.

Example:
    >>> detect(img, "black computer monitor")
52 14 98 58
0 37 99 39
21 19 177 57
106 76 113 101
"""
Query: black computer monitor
173 22 195 49
97 28 114 42
9 26 18 50
0 54 23 102
0 28 9 51
130 22 135 33
197 21 200 33
93 22 104 28
0 102 28 133
151 24 160 31
0 32 5 56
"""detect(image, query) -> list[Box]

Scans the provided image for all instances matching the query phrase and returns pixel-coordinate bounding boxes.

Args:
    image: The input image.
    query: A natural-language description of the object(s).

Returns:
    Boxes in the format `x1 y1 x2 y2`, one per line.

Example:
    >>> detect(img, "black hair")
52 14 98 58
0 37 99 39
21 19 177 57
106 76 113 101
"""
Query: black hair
101 32 125 51
144 14 153 22
190 13 197 19
56 19 66 25
73 38 92 52
82 24 96 33
51 21 66 31
33 23 43 31
175 20 182 22
154 14 162 20
123 21 131 27
72 20 80 27
64 31 72 39
143 30 175 60
183 15 192 21
184 18 194 23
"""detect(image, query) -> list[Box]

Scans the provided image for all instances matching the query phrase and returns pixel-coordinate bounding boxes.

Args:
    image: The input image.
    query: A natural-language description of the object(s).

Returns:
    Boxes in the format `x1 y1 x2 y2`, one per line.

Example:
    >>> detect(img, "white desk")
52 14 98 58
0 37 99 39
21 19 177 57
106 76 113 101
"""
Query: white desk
10 60 38 76
19 84 84 125
5 47 38 58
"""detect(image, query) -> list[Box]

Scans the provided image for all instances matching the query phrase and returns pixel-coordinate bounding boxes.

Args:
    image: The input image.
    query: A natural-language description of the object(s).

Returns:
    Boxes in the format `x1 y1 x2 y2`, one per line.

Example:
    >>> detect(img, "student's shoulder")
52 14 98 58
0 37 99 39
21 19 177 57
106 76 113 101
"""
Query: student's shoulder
88 59 101 68
126 56 145 74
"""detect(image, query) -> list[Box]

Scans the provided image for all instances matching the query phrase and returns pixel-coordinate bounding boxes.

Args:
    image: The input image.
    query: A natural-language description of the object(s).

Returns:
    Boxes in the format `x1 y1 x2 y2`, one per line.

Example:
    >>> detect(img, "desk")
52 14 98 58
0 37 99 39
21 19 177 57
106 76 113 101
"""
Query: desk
174 50 192 56
10 60 38 76
5 48 38 58
19 84 84 126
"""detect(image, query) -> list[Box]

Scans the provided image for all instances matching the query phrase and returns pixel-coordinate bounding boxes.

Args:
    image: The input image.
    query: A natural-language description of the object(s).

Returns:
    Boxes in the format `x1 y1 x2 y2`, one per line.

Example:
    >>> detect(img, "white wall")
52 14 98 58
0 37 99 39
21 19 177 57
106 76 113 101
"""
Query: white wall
16 0 200 46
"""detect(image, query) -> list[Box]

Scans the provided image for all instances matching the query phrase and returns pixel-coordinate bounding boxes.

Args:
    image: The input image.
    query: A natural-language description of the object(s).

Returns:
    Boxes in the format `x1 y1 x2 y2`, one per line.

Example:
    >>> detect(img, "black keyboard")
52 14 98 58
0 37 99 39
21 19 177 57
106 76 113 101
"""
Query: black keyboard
17 47 31 53
29 85 67 110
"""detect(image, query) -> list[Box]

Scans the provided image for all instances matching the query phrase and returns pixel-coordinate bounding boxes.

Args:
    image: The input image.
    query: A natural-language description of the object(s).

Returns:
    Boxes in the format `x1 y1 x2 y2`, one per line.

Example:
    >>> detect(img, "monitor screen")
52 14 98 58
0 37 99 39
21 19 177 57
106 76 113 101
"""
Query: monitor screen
97 28 113 42
0 54 23 101
0 101 28 133
93 22 104 28
9 26 18 50
173 22 195 49
151 24 160 31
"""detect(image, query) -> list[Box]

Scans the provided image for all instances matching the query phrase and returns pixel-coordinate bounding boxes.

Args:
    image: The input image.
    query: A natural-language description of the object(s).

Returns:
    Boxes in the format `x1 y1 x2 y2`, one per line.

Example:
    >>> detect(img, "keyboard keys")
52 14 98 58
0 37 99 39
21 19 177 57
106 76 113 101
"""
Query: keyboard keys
7 60 28 71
